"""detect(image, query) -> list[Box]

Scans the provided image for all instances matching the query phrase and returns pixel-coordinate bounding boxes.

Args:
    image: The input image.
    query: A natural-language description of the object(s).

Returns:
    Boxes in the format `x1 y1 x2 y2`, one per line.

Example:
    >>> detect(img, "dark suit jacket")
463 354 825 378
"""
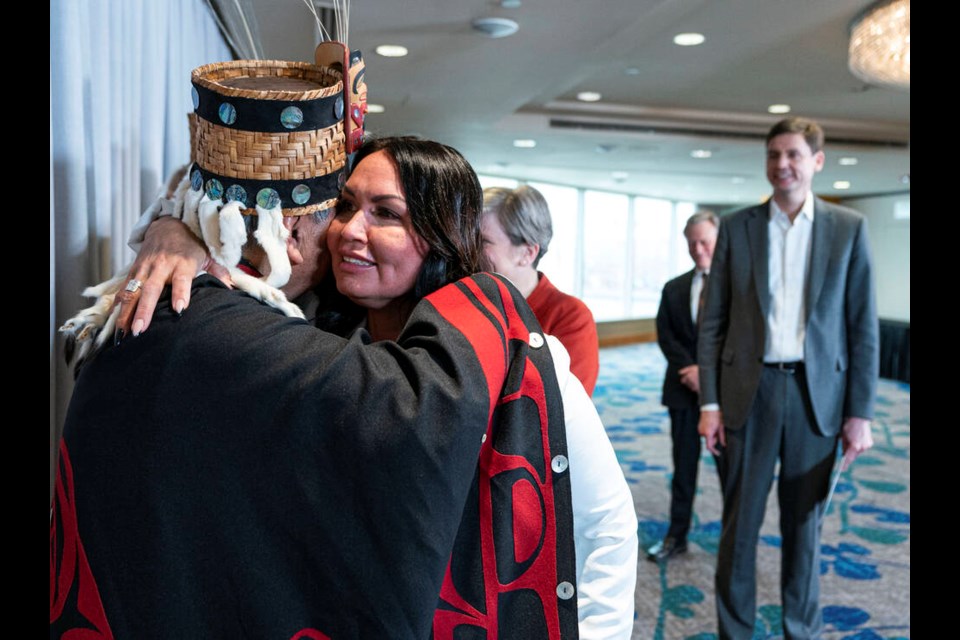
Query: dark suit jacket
698 198 879 435
657 269 699 409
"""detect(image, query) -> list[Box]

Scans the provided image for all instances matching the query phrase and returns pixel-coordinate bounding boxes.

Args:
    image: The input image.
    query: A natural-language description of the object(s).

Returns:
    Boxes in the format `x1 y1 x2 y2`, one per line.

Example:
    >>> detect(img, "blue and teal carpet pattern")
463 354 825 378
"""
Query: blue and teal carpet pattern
593 343 910 640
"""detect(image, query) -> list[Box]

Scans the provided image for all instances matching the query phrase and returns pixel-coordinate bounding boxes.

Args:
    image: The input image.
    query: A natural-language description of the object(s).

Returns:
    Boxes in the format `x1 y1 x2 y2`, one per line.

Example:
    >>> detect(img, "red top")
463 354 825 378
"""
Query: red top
527 272 600 395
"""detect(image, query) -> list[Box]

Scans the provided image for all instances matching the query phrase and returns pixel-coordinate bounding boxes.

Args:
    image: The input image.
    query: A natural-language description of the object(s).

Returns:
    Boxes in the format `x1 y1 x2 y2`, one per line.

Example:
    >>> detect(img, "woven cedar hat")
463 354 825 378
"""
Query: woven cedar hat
188 58 350 217
168 49 367 313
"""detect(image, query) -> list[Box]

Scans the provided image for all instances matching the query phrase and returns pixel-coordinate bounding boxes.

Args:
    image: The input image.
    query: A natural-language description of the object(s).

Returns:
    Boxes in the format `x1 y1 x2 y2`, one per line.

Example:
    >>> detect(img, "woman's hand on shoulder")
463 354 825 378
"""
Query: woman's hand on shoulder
115 216 230 337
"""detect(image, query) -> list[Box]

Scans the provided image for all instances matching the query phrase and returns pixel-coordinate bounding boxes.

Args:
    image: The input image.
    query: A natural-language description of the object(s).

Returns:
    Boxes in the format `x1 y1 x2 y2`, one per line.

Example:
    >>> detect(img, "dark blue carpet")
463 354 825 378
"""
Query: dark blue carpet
593 343 910 640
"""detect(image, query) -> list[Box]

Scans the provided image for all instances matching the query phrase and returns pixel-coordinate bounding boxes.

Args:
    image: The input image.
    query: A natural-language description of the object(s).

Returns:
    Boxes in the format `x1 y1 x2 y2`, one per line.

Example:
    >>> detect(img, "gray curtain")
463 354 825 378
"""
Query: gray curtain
50 0 233 501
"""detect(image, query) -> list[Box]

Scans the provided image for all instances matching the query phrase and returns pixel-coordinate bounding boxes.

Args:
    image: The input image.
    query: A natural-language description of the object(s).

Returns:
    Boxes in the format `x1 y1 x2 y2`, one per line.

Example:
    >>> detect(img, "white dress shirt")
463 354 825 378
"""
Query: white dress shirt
689 269 709 325
765 194 815 362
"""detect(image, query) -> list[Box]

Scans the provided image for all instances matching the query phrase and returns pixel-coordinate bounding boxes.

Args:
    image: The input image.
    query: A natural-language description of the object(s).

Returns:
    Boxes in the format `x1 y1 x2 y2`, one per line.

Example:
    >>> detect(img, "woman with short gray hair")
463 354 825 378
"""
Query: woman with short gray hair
481 185 600 395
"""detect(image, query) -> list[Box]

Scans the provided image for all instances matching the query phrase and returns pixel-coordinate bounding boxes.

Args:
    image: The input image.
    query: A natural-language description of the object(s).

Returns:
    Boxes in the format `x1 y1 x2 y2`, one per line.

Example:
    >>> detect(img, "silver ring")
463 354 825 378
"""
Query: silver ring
125 279 143 293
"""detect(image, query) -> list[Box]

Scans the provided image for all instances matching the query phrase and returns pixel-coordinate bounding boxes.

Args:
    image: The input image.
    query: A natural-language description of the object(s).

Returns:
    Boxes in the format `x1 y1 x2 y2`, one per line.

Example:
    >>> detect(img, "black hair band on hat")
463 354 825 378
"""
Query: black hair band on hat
190 163 345 212
192 82 344 134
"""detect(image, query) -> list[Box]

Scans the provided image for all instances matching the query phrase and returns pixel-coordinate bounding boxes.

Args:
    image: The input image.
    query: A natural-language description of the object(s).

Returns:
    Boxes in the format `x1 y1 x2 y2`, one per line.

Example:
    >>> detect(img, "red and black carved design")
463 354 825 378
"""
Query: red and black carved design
50 440 115 639
289 630 331 640
428 274 577 639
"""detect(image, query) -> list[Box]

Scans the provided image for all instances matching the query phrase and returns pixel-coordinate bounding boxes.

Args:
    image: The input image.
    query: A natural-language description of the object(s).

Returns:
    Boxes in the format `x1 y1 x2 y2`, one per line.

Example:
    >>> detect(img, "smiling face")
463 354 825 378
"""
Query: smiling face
684 220 718 272
327 150 429 310
766 132 825 206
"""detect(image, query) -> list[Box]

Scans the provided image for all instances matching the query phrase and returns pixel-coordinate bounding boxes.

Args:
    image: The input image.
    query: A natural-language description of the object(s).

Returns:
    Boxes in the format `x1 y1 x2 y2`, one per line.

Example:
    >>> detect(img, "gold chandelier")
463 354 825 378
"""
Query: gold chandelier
848 0 910 90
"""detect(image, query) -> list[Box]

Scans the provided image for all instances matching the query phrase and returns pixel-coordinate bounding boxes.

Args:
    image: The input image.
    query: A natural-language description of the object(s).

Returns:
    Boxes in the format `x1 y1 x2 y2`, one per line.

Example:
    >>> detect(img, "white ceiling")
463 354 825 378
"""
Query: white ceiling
254 0 910 206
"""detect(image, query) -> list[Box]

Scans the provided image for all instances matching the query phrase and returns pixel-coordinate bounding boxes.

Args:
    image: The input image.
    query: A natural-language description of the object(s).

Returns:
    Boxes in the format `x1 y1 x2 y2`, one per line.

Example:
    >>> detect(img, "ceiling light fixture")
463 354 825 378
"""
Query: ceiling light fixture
838 157 859 166
849 0 910 90
499 0 522 7
768 104 791 114
691 149 712 159
624 67 641 76
375 45 408 58
577 91 602 102
472 17 520 39
513 139 537 148
833 180 852 190
673 33 705 46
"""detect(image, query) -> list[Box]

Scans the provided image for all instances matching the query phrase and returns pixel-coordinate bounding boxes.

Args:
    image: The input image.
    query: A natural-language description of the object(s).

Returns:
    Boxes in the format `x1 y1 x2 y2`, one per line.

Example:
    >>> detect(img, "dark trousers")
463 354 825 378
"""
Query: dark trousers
715 367 838 640
667 406 707 542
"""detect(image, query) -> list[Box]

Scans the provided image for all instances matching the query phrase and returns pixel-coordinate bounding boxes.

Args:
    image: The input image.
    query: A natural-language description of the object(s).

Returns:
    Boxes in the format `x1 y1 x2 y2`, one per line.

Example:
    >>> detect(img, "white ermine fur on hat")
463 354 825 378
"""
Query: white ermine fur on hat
59 166 304 371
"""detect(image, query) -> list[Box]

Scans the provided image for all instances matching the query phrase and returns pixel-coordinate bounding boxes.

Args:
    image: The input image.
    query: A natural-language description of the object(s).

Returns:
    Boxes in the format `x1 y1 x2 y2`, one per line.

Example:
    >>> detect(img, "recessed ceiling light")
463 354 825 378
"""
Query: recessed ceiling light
838 157 858 166
366 103 385 114
833 180 851 190
513 139 537 148
577 91 602 102
691 149 712 159
673 33 705 46
768 104 791 114
624 67 641 76
612 171 629 180
499 0 522 7
375 45 408 58
899 173 910 185
731 176 746 184
471 17 519 38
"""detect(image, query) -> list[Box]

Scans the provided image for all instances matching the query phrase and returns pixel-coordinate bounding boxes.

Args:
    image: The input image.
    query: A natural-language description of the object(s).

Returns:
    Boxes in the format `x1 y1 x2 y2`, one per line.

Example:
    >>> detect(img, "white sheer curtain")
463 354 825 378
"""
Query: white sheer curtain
50 0 232 498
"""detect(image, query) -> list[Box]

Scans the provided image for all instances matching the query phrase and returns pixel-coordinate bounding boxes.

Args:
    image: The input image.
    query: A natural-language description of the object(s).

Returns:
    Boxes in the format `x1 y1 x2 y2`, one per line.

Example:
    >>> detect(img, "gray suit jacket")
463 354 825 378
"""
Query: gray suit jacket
697 198 879 436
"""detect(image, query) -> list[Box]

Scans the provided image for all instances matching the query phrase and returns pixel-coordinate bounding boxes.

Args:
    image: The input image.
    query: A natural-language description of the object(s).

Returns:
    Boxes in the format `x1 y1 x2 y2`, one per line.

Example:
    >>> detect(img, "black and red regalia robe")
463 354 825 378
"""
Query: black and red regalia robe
51 273 578 639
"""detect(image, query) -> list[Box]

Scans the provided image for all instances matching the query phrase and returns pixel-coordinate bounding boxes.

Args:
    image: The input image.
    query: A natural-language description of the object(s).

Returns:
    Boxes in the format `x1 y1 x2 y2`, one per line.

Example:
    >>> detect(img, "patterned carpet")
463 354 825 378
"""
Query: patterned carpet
593 343 911 640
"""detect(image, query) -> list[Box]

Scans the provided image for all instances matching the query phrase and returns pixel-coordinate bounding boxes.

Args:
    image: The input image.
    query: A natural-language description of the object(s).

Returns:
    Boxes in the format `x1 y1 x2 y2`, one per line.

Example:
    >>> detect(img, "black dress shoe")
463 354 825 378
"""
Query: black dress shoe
645 536 688 562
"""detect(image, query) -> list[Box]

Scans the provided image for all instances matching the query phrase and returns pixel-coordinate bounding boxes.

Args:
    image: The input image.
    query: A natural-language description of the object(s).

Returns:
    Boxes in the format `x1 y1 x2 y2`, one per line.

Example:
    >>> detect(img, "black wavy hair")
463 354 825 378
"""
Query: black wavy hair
315 136 490 334
349 136 490 300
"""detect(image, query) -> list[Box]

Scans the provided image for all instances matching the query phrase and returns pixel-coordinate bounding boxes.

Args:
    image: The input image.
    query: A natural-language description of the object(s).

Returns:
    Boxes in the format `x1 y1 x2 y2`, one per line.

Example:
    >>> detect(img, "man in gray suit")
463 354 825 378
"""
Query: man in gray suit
697 117 879 639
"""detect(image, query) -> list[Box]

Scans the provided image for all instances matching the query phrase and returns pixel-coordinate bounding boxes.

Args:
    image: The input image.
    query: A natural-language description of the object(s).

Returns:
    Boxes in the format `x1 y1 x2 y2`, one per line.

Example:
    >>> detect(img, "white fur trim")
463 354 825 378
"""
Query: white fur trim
253 204 291 289
181 186 205 238
198 196 227 268
227 266 305 319
217 200 247 269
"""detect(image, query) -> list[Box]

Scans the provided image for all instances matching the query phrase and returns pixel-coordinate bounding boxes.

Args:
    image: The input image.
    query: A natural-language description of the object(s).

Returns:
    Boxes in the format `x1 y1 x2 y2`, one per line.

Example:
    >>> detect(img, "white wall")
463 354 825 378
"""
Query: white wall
842 193 910 322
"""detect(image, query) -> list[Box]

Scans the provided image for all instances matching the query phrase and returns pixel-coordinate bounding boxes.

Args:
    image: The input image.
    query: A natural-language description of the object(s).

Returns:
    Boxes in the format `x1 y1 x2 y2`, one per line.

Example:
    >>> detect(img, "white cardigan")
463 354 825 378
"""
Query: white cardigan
546 335 638 639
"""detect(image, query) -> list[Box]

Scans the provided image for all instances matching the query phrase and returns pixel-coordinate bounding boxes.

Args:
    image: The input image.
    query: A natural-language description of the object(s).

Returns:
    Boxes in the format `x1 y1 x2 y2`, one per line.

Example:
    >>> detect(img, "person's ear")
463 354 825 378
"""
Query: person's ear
520 243 539 267
813 150 825 173
283 216 305 265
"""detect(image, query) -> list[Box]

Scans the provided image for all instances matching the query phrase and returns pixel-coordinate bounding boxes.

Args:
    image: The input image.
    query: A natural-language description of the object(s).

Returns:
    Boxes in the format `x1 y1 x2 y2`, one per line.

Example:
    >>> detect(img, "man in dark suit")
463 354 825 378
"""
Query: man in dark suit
646 210 720 562
698 117 879 639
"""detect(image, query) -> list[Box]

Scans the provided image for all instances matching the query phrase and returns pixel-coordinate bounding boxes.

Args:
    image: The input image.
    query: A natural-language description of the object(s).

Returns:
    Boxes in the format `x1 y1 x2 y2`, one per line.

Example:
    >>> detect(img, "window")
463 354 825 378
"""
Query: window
475 175 698 321
528 181 579 296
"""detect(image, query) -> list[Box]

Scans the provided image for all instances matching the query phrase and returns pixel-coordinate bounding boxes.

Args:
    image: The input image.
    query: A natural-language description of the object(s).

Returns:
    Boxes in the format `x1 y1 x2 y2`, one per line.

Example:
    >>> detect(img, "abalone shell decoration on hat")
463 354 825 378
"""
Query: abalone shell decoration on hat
292 184 311 205
257 188 281 210
206 178 224 200
218 103 237 125
225 184 248 206
280 106 304 129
